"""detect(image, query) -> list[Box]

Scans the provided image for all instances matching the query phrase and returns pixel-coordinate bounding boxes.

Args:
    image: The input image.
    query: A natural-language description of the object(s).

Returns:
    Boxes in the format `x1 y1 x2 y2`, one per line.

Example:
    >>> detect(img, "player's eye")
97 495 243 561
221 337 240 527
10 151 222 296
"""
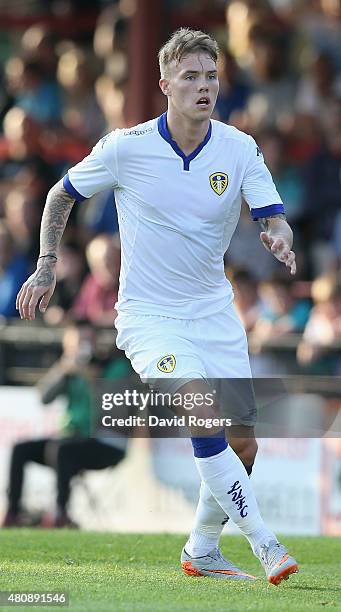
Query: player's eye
208 74 217 80
185 75 195 80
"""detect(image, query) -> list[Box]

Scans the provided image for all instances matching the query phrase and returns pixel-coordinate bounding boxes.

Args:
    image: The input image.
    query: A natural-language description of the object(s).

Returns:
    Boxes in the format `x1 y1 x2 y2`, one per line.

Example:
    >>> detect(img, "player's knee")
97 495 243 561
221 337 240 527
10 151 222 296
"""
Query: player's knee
231 437 258 467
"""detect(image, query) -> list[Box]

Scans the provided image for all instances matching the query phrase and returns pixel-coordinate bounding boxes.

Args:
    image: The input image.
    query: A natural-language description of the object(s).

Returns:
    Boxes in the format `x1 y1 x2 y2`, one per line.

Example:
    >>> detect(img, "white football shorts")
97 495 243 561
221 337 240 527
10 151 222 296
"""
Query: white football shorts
115 304 256 426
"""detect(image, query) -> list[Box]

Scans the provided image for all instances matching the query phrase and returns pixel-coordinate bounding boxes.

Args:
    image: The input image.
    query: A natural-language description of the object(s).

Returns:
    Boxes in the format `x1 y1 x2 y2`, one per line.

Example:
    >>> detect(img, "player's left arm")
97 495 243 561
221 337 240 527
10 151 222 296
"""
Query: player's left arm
258 213 296 275
241 136 296 275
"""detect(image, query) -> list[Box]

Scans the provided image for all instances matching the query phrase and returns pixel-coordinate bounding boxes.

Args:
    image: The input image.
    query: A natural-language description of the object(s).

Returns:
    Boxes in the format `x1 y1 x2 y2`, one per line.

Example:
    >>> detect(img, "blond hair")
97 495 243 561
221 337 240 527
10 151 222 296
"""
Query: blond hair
158 28 219 78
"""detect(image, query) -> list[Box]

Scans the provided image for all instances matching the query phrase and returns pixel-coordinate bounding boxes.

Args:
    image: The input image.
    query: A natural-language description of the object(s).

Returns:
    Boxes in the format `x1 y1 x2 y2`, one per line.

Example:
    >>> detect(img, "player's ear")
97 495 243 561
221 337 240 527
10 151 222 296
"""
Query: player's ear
159 78 171 97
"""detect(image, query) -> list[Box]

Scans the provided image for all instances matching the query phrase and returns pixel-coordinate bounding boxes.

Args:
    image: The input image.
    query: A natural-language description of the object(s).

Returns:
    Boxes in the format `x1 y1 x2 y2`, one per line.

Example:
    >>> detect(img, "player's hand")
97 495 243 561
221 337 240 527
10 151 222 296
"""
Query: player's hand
16 262 57 320
260 232 296 275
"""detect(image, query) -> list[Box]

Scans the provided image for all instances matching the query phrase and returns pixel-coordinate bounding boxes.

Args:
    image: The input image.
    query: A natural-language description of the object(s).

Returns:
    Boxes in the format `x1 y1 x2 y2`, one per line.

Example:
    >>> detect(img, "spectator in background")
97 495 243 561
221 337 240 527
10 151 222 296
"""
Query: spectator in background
21 25 59 76
0 105 89 249
253 275 311 342
225 0 283 68
0 107 57 194
0 221 32 319
297 276 341 375
298 0 341 70
95 77 127 131
257 127 305 226
246 23 297 129
14 60 62 125
229 267 260 333
92 3 129 130
295 52 341 125
3 53 62 126
57 46 106 144
93 3 130 70
72 234 120 326
2 320 128 528
248 275 311 375
3 189 40 262
282 112 322 165
303 95 341 275
214 50 252 122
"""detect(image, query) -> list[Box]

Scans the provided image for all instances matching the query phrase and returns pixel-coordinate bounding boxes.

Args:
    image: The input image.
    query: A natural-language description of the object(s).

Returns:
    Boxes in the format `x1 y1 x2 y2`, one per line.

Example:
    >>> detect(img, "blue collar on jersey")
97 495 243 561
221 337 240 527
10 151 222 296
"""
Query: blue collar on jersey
157 112 212 171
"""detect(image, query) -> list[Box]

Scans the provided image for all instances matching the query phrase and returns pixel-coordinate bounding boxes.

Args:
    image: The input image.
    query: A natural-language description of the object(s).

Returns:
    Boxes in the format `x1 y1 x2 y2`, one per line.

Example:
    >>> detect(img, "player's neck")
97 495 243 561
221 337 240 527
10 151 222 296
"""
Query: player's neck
166 110 210 156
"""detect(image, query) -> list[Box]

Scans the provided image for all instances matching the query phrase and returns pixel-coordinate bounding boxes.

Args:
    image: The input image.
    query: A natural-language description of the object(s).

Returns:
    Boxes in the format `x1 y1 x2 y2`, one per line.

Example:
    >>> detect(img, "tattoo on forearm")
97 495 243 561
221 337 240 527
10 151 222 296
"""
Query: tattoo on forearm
31 180 75 289
40 179 75 258
258 213 286 232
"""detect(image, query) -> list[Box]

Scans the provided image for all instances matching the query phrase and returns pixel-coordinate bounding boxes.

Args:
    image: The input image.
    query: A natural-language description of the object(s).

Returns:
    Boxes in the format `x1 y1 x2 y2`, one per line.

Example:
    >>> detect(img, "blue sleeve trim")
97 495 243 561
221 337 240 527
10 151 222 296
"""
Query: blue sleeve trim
251 203 285 220
63 174 87 203
191 432 227 458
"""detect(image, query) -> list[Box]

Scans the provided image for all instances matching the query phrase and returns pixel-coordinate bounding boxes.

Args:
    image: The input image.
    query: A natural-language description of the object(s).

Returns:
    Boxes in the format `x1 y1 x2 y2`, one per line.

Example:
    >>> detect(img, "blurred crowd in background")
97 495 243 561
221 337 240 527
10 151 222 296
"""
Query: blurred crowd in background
0 0 340 377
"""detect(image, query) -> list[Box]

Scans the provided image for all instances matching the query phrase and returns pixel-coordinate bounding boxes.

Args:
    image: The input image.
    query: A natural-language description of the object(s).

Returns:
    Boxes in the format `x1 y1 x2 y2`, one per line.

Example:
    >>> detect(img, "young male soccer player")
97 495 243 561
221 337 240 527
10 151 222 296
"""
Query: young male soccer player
16 29 298 585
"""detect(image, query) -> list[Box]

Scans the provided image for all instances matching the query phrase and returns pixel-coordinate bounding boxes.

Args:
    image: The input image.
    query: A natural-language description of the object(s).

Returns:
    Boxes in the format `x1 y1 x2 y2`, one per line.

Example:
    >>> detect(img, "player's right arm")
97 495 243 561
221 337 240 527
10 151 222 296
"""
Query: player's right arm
16 180 75 320
16 130 120 321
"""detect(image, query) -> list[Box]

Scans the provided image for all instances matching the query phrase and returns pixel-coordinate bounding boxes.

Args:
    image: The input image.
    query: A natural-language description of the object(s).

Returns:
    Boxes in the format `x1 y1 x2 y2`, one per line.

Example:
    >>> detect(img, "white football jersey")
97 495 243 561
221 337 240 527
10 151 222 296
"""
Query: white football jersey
64 114 284 319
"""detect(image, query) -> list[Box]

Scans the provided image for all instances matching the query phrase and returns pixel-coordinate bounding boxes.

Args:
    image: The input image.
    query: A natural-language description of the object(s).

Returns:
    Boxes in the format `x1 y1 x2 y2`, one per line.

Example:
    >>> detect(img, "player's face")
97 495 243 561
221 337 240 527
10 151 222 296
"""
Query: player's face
160 53 219 121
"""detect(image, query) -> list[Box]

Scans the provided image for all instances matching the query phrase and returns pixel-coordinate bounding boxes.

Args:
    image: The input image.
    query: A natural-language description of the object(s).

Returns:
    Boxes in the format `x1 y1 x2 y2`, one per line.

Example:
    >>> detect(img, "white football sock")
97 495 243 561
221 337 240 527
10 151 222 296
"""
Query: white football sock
185 481 226 557
194 445 277 556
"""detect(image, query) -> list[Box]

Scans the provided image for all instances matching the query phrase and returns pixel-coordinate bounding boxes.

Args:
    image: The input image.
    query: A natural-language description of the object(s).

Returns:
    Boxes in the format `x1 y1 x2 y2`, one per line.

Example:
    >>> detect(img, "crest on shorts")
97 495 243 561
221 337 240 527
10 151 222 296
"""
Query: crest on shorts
157 354 176 373
209 172 228 196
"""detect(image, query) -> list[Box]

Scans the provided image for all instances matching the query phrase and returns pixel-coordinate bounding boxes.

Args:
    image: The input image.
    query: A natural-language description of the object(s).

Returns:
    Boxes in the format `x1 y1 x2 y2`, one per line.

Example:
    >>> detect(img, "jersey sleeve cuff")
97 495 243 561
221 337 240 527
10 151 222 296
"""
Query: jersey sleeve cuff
63 174 87 203
251 203 285 220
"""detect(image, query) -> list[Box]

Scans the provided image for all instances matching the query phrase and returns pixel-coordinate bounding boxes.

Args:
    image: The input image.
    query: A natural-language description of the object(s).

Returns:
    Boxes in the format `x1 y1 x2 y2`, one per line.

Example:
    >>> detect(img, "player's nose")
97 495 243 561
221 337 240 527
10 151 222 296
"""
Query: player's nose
198 81 209 92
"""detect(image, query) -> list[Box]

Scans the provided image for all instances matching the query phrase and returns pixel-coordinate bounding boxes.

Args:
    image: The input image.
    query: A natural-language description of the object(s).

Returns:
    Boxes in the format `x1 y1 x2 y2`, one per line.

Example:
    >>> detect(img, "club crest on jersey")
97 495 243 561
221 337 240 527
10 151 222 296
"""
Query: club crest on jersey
157 355 176 373
209 172 228 196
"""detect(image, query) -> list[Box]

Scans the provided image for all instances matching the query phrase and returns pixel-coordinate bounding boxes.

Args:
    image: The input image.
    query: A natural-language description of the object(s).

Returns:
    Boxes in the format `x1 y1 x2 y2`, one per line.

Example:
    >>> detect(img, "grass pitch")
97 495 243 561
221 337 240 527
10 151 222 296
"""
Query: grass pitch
0 531 340 611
